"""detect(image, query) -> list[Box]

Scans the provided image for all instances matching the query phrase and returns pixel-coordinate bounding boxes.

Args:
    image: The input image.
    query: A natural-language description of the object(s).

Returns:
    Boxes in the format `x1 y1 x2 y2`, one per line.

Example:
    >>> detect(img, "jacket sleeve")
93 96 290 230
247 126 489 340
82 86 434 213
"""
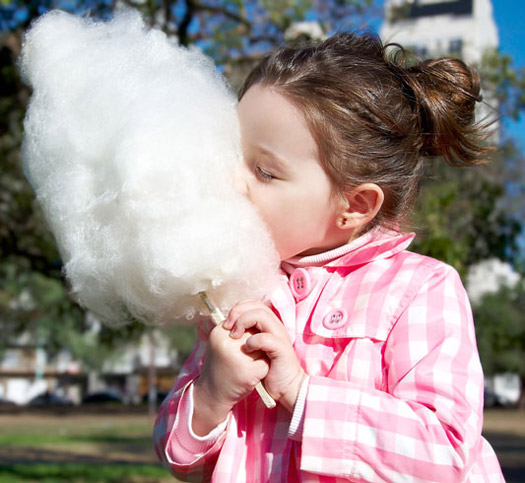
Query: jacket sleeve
153 321 228 481
298 264 490 481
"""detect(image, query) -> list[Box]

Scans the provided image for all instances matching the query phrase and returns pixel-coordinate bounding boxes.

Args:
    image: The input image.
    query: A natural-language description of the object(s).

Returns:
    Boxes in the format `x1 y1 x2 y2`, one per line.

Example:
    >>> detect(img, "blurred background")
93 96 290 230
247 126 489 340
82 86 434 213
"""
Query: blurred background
0 0 524 481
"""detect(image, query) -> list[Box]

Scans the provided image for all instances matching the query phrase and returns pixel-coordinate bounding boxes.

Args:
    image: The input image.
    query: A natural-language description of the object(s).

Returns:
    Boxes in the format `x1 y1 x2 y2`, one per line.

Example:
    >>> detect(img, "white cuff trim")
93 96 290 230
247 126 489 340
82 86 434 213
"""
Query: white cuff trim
288 376 309 441
186 383 229 442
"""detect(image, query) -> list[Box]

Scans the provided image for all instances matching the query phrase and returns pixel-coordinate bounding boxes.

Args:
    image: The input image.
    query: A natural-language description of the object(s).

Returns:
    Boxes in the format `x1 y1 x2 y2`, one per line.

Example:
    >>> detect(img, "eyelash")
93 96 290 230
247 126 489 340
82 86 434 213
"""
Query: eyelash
254 165 275 182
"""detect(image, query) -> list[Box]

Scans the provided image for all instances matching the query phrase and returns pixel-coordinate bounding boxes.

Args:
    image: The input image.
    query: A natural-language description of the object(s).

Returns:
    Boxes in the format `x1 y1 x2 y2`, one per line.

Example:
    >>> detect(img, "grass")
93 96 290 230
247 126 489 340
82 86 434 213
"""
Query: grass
0 408 523 482
0 463 169 483
0 410 176 482
0 433 153 446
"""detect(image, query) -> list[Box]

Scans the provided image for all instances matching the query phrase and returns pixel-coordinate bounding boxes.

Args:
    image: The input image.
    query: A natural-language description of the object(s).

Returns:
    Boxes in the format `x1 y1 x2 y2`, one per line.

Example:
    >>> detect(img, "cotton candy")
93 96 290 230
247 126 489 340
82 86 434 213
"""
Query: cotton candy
20 9 280 326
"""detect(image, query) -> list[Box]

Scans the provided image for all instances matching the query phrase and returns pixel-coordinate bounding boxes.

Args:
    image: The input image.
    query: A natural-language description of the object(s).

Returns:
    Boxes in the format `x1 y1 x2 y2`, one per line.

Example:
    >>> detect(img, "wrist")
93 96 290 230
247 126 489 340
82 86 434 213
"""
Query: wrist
280 371 307 413
192 378 233 436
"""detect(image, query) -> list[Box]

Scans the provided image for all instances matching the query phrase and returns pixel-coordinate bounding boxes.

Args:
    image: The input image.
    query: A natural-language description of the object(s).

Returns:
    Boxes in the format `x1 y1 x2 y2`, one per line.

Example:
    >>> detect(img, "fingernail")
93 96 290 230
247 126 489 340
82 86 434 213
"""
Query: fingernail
229 327 239 339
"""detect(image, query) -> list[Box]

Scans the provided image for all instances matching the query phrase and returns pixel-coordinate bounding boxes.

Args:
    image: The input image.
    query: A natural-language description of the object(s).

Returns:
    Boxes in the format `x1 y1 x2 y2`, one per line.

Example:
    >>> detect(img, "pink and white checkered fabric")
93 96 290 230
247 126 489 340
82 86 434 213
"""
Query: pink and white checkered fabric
153 229 504 482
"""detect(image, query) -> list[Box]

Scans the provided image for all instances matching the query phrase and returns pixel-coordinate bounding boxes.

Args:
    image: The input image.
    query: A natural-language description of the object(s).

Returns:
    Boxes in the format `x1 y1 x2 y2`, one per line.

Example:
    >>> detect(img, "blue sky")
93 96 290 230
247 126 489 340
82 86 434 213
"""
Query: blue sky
491 1 525 149
370 1 525 153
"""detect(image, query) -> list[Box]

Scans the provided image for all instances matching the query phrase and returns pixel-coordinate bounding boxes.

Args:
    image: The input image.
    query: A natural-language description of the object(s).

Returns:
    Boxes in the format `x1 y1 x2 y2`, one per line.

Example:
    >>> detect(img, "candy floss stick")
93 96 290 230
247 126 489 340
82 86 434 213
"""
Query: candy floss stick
20 10 280 408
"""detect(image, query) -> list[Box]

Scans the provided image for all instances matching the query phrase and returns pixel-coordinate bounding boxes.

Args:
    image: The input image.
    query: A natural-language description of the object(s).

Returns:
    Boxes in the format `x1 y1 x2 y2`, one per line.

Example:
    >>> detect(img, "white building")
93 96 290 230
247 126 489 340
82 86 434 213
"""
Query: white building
0 322 178 406
380 0 498 64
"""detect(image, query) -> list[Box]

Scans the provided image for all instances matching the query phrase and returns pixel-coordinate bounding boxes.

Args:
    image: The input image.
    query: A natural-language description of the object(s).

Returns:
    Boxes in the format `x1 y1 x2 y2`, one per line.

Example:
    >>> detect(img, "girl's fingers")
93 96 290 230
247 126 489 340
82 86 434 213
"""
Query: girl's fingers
252 358 270 381
229 308 266 338
241 344 265 361
223 300 271 330
229 308 283 339
244 332 281 359
225 301 281 339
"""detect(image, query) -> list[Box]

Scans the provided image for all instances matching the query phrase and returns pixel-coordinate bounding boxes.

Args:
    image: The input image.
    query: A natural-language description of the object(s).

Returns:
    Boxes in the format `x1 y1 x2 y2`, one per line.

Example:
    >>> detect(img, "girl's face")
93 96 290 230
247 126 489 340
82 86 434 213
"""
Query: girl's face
237 85 349 261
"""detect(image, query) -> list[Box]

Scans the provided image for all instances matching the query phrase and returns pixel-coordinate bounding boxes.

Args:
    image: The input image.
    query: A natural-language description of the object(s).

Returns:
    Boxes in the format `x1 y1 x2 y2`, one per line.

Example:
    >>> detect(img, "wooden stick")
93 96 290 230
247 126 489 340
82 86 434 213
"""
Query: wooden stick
199 292 277 409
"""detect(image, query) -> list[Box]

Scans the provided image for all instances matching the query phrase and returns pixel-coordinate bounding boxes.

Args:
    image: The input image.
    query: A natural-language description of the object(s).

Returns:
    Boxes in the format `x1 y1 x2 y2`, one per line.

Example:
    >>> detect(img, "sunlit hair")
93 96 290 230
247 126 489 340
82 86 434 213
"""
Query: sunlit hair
239 32 493 230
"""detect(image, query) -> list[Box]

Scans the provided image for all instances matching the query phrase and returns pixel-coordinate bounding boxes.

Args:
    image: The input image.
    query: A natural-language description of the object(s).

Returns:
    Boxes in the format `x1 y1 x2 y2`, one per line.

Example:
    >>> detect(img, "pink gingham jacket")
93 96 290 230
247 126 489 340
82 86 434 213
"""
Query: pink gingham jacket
154 229 504 482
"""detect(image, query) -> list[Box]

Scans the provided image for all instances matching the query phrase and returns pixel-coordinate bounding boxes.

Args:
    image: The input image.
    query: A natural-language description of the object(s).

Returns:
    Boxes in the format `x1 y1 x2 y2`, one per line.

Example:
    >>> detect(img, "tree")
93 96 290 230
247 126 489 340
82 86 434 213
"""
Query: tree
410 48 525 277
0 28 84 359
472 283 525 407
409 48 525 390
410 161 523 278
1 0 374 50
480 47 525 124
479 48 525 267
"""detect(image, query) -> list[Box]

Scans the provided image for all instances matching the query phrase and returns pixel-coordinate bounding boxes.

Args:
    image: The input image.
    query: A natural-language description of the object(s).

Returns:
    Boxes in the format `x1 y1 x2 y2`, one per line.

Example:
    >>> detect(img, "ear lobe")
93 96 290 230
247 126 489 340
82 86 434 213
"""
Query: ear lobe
338 183 384 231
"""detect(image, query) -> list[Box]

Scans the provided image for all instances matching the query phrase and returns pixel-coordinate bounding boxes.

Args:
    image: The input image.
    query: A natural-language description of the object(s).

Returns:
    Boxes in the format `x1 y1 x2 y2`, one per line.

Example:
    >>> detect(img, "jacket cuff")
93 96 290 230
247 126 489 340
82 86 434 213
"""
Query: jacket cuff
288 376 310 441
166 381 229 464
299 376 359 476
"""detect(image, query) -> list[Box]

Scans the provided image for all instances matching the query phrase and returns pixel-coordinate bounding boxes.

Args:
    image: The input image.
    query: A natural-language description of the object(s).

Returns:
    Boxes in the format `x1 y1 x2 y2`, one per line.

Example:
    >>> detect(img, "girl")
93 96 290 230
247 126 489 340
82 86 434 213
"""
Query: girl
154 32 504 482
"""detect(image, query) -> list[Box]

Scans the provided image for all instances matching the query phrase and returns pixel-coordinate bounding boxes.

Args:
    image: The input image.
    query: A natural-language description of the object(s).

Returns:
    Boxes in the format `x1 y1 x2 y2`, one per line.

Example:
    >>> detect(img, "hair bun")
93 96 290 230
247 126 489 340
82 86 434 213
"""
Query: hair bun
401 57 488 165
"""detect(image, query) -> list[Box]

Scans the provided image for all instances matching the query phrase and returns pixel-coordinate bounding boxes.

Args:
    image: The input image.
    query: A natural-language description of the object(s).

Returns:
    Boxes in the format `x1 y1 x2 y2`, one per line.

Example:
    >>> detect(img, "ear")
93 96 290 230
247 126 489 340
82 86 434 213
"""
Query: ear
336 183 384 231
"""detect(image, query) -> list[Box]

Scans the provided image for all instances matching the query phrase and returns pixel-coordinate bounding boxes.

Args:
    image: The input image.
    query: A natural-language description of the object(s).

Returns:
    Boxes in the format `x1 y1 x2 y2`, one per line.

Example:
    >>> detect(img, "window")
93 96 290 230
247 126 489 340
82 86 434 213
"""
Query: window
449 38 463 55
413 45 428 58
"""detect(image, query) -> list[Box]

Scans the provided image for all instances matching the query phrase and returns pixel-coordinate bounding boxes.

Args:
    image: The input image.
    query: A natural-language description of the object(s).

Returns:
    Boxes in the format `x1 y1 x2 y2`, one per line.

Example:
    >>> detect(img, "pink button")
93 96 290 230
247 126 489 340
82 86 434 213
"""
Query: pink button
289 268 312 301
322 309 348 330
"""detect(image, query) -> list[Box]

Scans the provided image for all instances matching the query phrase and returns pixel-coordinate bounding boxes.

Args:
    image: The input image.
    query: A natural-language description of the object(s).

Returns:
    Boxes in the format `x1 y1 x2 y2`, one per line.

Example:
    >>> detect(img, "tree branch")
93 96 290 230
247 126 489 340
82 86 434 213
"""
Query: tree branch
178 0 197 46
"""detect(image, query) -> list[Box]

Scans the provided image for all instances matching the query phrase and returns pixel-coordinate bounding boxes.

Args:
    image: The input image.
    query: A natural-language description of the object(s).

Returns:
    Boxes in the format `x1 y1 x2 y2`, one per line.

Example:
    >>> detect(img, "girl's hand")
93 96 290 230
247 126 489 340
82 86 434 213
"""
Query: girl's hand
224 300 306 413
193 323 269 436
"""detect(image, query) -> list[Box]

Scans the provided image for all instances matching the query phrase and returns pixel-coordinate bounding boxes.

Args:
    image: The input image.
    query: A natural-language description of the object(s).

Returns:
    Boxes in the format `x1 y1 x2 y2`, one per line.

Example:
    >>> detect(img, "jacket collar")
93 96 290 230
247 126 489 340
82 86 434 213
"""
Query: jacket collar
283 228 415 270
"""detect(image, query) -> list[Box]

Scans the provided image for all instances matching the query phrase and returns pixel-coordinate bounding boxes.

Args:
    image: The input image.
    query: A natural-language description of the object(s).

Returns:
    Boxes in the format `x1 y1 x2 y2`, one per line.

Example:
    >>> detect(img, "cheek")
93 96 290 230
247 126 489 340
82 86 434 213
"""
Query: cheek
244 184 275 226
248 190 289 240
255 198 283 233
262 202 309 256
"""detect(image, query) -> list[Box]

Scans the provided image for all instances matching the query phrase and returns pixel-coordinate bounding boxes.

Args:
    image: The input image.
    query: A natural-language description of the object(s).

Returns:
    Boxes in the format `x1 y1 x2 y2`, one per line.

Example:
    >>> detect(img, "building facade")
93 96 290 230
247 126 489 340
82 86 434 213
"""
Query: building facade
0 324 177 406
380 0 498 64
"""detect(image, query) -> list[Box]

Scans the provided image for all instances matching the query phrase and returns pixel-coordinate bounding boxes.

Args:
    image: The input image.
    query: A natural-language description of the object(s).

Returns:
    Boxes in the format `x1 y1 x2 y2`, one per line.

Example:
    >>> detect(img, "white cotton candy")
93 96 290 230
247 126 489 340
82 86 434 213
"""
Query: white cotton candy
20 9 280 326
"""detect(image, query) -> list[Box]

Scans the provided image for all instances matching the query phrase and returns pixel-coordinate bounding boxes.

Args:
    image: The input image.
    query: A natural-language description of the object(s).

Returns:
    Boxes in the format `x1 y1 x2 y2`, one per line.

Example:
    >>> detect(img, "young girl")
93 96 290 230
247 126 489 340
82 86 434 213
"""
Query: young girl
154 32 504 482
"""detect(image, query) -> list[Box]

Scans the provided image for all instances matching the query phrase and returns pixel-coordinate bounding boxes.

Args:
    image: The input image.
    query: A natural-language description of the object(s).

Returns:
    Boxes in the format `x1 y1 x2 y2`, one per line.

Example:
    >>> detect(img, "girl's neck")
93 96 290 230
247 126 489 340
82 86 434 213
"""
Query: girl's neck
283 228 379 267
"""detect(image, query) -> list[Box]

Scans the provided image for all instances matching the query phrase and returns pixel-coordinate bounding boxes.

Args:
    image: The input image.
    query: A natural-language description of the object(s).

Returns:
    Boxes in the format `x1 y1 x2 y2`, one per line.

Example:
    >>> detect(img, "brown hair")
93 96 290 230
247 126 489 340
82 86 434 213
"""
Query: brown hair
238 32 492 230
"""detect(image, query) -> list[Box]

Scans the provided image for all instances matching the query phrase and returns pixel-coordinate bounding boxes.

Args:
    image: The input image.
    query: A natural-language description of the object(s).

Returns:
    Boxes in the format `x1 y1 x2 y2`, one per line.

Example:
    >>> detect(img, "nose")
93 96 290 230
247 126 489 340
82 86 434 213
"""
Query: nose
233 160 250 198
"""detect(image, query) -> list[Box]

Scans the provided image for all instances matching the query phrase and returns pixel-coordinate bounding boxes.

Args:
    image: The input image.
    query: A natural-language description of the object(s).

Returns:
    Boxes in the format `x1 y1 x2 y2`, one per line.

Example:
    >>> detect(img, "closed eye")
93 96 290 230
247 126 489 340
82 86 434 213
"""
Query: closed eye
254 165 276 182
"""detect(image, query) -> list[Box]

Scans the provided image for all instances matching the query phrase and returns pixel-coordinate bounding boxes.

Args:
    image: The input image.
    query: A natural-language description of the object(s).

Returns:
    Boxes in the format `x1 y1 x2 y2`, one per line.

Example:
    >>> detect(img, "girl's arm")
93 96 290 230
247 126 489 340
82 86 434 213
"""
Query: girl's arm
153 320 269 481
153 323 225 481
297 265 501 481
